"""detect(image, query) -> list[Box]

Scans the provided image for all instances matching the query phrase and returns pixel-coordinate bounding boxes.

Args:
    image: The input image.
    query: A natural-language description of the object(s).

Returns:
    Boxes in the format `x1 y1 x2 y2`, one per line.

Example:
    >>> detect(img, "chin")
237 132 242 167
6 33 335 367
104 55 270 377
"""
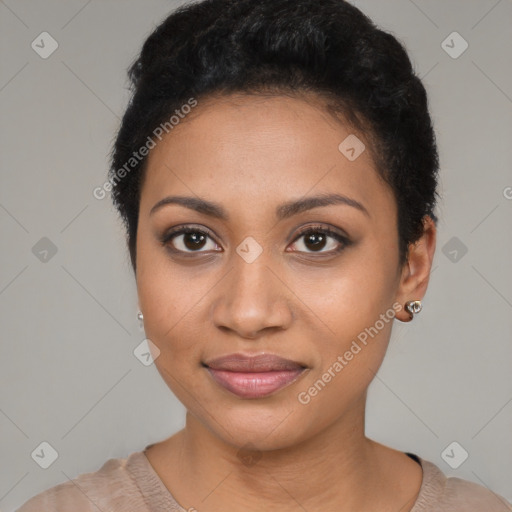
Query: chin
200 401 313 452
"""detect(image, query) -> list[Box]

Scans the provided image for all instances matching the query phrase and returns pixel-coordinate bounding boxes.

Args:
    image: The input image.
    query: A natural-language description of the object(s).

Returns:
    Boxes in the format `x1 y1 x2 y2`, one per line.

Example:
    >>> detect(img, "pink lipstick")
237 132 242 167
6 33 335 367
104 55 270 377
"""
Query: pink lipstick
203 353 307 399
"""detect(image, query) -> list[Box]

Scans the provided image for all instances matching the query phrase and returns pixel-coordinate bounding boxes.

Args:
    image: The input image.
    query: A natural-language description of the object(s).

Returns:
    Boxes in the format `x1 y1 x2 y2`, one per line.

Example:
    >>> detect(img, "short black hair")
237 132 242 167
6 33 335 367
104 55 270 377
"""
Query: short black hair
108 0 440 272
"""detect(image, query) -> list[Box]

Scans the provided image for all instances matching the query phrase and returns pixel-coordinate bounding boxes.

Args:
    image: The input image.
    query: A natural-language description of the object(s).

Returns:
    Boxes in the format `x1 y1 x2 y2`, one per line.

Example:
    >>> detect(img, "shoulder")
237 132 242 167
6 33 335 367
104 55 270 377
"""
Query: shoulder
414 457 512 511
441 475 512 510
15 452 148 512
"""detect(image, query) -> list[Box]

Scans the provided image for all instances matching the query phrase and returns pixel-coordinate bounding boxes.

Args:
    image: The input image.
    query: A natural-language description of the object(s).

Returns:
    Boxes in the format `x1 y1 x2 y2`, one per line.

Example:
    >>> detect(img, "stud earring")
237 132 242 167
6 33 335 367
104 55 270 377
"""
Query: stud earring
137 311 144 329
404 300 422 321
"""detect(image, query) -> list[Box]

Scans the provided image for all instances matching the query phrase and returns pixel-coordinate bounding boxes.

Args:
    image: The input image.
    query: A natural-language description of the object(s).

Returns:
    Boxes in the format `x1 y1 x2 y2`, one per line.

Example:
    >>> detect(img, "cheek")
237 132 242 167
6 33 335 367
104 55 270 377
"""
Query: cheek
295 248 398 340
136 235 206 343
293 247 399 400
295 318 394 430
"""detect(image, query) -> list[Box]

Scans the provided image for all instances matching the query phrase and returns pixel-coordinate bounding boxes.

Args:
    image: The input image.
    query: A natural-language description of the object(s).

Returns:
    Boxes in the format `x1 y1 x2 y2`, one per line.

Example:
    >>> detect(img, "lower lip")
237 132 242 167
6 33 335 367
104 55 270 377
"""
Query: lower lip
206 367 306 399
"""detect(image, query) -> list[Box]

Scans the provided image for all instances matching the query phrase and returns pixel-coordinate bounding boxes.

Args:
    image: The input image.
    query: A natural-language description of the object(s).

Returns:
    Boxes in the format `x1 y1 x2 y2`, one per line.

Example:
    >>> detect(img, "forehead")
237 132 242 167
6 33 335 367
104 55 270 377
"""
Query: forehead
140 93 395 223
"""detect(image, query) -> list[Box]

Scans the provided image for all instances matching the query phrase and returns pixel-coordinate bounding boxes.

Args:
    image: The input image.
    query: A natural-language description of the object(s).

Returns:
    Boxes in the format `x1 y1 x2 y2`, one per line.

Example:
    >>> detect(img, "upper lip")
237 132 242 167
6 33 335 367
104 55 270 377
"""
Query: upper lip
204 353 306 372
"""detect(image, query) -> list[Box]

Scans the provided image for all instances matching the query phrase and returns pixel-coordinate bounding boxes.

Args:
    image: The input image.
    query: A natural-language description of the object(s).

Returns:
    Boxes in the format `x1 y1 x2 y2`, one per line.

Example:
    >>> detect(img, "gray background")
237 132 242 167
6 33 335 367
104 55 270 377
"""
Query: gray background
1 0 511 510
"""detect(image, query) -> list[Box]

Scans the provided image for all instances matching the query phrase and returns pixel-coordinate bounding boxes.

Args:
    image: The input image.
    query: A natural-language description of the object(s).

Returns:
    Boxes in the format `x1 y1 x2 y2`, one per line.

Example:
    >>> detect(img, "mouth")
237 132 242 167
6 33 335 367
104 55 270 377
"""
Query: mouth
202 353 308 399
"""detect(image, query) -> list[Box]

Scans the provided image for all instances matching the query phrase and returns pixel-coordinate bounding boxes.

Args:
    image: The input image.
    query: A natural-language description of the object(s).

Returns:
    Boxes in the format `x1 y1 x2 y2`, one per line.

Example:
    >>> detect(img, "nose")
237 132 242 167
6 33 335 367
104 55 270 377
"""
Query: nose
211 254 294 339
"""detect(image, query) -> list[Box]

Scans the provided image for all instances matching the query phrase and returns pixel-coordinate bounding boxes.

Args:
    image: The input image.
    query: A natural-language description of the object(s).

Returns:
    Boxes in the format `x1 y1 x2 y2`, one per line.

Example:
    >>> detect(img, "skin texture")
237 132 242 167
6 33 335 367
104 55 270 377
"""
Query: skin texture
135 93 436 512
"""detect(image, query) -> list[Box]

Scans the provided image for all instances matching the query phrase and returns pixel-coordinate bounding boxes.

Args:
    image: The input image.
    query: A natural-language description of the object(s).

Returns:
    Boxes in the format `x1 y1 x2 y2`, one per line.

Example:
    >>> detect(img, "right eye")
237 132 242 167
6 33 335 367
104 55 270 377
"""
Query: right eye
160 225 221 254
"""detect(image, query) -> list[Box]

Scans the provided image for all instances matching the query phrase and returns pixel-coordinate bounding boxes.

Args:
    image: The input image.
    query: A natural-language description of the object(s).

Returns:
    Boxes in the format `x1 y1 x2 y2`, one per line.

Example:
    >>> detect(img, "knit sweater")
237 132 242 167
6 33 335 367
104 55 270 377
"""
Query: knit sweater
15 448 512 511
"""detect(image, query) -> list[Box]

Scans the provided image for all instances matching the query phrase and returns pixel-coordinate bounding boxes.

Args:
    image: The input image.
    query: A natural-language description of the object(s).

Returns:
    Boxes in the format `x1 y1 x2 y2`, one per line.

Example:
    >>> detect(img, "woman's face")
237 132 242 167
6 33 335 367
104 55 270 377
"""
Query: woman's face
136 93 411 450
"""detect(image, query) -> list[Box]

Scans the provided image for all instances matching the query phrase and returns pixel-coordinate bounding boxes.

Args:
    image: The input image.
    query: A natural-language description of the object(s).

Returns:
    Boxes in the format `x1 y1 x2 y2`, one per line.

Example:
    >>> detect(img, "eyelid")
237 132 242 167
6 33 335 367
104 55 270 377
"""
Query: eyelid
291 223 349 242
161 223 217 240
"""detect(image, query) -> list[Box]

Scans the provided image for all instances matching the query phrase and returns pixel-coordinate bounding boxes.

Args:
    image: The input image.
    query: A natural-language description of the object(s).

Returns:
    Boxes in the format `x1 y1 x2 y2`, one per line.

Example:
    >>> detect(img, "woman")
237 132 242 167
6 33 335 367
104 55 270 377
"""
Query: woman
16 0 511 510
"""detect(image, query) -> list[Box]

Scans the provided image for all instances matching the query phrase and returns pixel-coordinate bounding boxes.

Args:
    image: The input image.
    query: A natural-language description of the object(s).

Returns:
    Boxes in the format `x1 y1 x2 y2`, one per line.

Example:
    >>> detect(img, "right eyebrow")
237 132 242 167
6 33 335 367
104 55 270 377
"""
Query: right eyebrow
150 196 227 219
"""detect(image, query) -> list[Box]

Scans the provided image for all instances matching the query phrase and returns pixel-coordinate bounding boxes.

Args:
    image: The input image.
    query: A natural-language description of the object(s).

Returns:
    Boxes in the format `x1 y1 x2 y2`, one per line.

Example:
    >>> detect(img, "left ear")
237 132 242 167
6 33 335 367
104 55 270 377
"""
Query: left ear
394 215 437 322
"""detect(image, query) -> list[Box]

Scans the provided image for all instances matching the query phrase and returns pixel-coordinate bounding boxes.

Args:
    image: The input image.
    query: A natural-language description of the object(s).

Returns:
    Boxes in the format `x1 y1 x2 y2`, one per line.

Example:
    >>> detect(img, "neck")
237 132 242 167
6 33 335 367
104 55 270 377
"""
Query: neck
158 396 394 511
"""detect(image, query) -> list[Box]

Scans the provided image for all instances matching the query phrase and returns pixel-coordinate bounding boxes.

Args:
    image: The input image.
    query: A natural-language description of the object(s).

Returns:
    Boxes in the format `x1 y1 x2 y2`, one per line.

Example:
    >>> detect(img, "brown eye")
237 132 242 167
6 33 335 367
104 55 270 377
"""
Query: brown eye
179 231 208 251
161 227 220 253
289 226 350 254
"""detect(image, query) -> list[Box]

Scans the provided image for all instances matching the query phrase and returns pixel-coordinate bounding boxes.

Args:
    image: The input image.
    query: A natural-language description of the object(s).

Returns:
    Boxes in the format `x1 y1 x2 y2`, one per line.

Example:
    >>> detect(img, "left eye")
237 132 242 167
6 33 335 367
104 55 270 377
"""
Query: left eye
289 228 348 254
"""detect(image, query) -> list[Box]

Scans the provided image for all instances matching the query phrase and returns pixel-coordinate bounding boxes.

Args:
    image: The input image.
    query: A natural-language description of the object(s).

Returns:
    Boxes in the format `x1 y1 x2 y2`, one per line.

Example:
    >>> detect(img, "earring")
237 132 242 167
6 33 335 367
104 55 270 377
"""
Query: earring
404 300 422 321
137 311 144 329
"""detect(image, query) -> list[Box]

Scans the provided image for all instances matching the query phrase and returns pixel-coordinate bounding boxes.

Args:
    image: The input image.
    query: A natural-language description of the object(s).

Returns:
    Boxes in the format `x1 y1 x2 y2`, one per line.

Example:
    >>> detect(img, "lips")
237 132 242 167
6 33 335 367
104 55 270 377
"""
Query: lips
204 353 306 372
203 353 307 399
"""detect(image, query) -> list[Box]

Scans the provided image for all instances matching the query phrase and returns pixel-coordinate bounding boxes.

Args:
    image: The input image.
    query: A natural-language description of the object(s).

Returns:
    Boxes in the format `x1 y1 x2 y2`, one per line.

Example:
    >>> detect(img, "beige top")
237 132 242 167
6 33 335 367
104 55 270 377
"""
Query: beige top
16 448 512 511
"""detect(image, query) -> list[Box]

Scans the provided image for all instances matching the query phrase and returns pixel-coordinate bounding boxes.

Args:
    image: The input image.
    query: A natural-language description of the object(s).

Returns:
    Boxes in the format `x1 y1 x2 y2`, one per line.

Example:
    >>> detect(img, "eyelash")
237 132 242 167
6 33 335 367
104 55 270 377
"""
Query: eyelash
160 224 352 256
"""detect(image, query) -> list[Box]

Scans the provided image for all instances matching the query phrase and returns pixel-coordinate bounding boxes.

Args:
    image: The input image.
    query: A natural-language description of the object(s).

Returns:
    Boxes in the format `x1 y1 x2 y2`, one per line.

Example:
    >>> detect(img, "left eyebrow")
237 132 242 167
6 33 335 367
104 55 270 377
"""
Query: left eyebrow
275 193 370 220
149 193 370 220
